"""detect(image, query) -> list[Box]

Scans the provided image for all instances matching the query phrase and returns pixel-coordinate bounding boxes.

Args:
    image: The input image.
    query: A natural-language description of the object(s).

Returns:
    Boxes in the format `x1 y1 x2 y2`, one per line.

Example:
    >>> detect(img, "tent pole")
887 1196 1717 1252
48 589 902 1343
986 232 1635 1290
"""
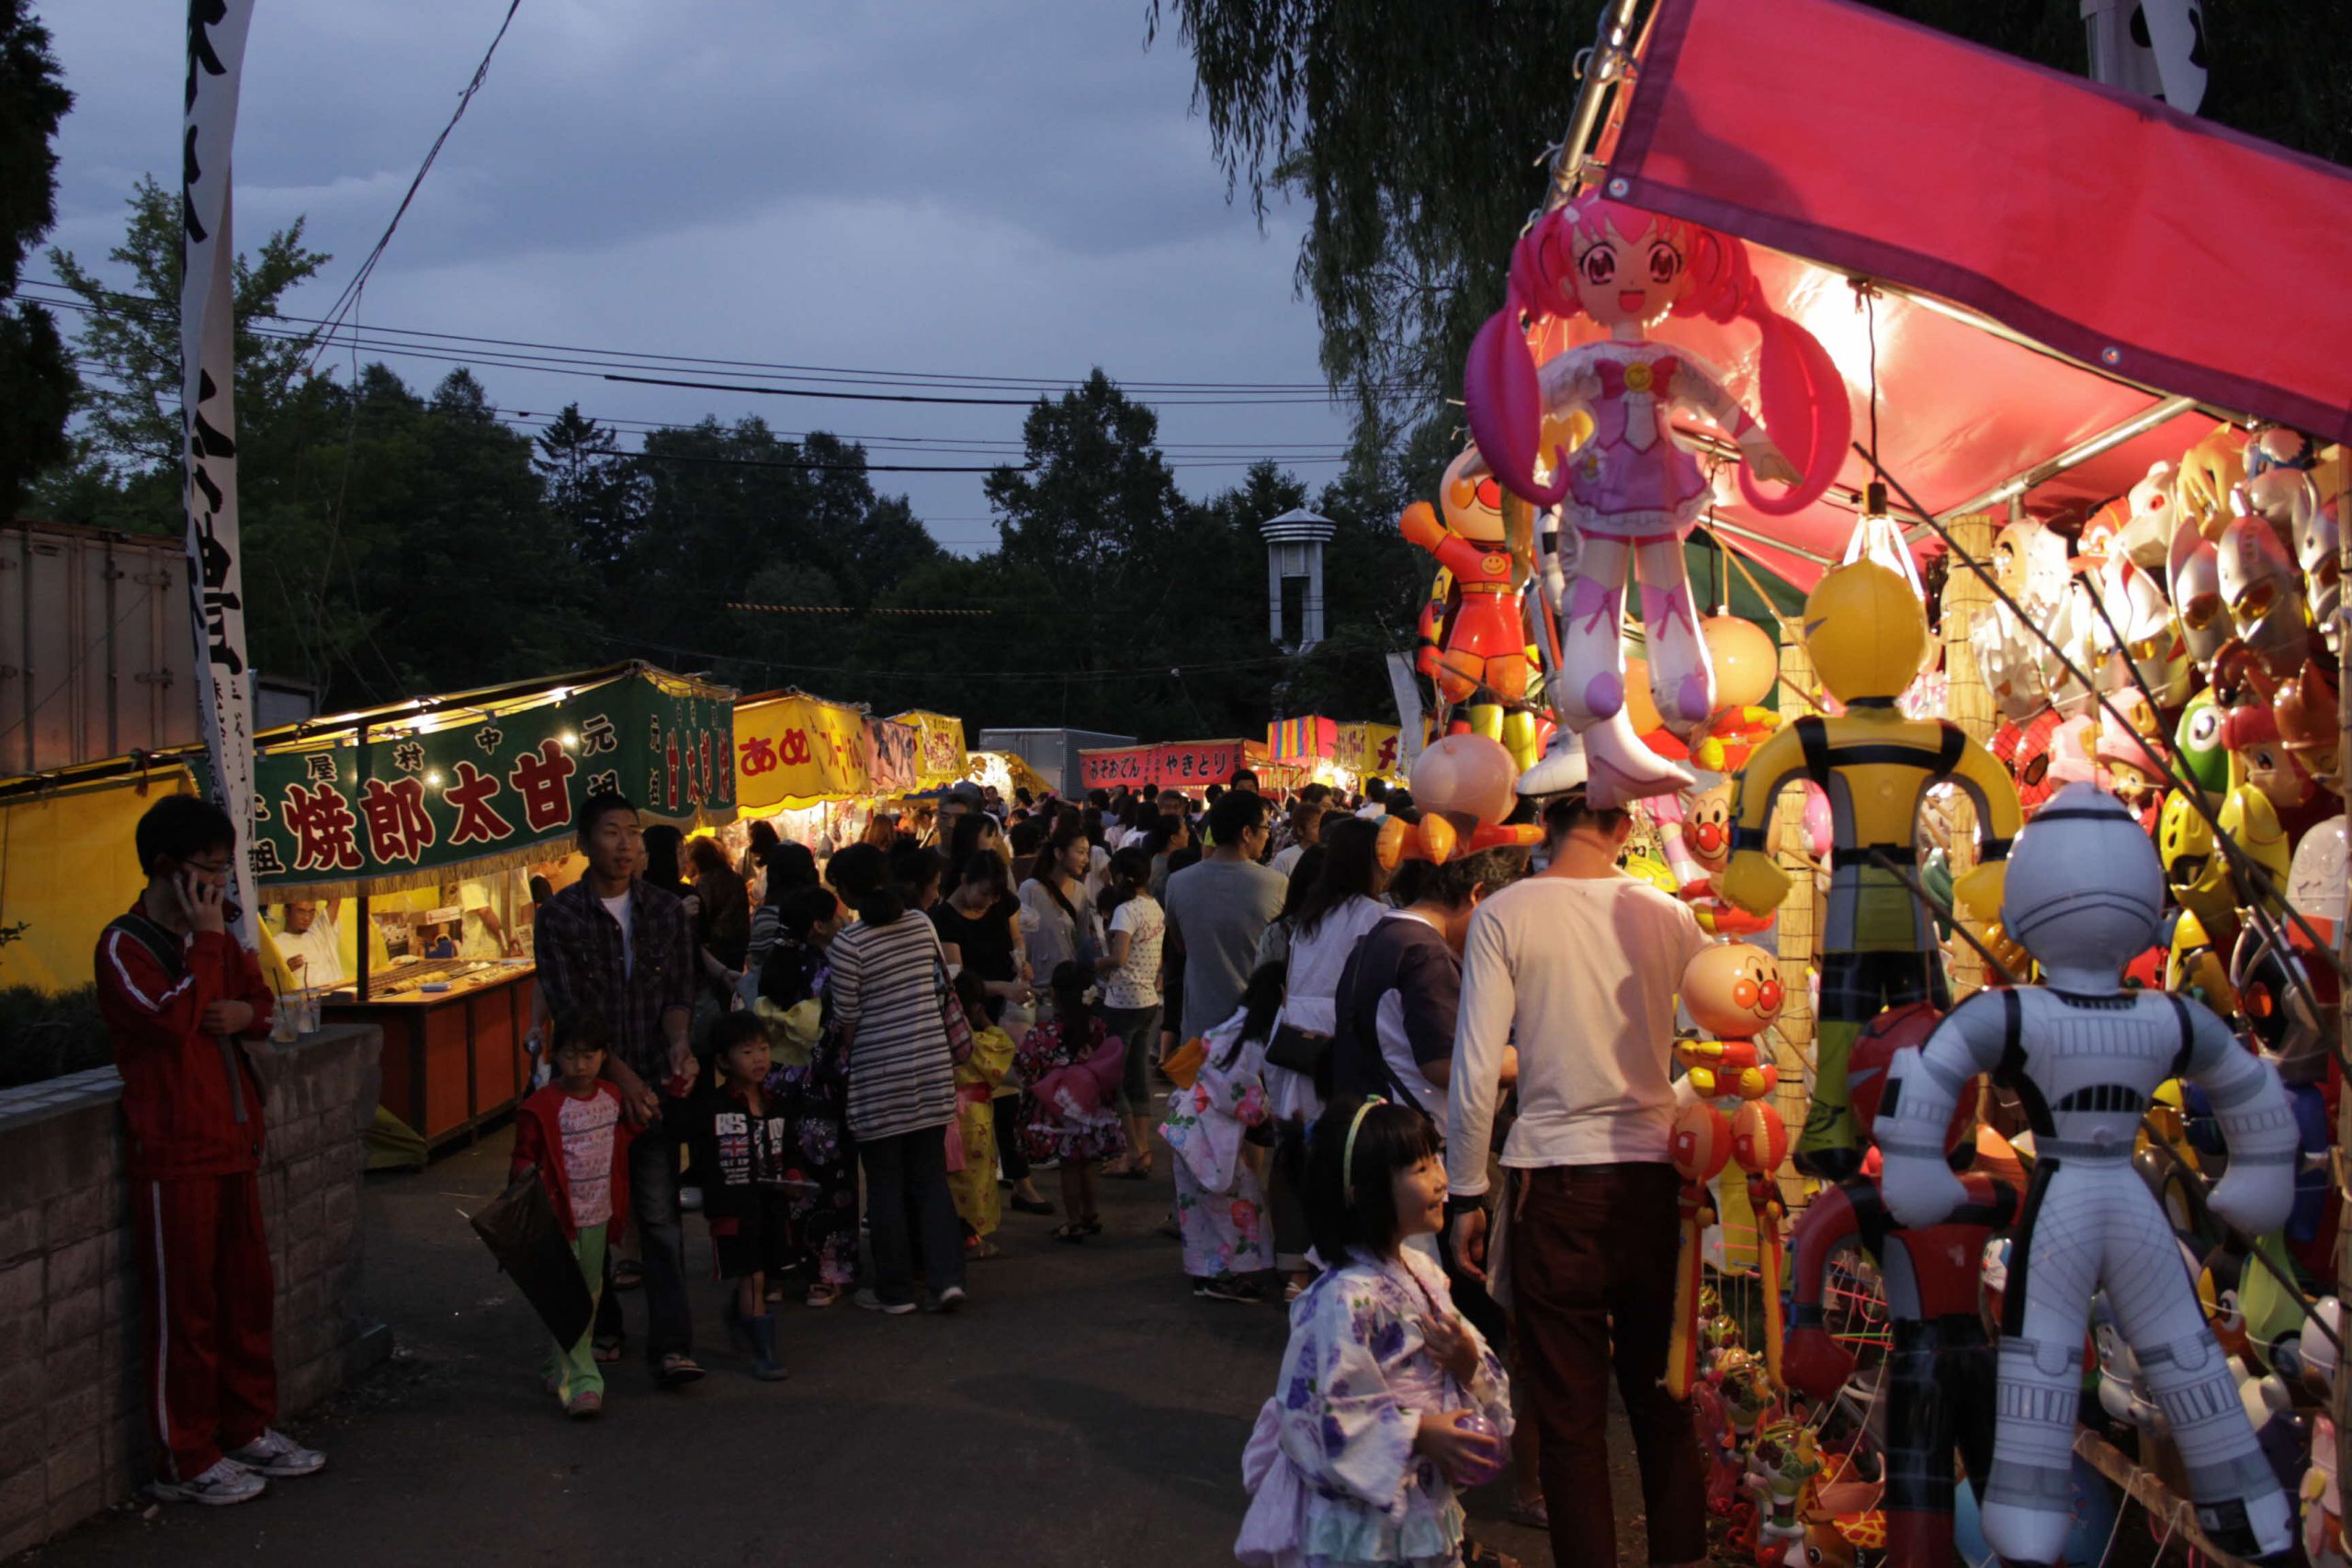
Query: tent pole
1901 394 2199 543
1544 0 1648 212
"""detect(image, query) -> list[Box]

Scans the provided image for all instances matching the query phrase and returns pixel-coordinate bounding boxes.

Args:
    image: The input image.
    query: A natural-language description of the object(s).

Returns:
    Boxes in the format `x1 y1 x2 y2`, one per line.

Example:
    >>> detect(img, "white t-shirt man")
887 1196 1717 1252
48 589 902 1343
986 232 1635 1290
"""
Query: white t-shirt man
1447 872 1708 1196
277 908 345 987
601 892 635 976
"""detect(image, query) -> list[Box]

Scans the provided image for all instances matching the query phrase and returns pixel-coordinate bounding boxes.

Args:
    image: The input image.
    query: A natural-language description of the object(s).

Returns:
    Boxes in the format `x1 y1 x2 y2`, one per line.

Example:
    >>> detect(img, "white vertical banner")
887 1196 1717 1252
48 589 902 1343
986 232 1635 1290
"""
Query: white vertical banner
182 0 260 946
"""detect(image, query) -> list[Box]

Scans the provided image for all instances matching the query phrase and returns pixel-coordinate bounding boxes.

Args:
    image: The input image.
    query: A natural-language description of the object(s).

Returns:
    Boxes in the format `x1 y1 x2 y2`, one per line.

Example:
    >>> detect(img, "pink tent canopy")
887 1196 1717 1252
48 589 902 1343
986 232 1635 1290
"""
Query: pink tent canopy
1562 0 2352 589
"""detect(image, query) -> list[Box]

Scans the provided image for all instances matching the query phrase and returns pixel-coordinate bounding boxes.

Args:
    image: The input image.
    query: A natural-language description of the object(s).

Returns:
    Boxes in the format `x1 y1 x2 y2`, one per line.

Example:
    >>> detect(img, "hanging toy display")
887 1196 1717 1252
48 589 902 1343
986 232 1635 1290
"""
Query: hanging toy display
1667 779 1775 937
1719 560 2022 1179
1877 783 2299 1565
1668 942 1792 1393
1374 732 1545 869
1401 446 1545 772
1462 193 1849 807
1782 1002 2018 1568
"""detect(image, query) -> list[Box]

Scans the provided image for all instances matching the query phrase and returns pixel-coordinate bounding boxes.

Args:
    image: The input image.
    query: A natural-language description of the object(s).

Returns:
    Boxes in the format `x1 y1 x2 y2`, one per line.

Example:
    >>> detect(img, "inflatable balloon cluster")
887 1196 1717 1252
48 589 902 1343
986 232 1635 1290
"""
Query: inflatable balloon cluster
1441 198 2346 1568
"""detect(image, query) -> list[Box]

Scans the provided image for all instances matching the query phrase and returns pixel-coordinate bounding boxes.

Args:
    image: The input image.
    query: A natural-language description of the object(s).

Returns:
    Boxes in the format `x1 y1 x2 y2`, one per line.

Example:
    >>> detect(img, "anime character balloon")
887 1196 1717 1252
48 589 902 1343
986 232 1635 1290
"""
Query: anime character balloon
1878 784 2298 1565
1464 194 1849 807
1403 446 1544 771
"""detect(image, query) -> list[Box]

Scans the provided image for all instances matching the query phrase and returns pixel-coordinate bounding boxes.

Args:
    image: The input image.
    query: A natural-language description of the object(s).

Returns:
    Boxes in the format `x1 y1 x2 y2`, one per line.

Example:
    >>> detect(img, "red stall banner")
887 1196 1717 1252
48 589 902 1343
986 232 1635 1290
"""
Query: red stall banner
1080 745 1159 790
1080 739 1252 791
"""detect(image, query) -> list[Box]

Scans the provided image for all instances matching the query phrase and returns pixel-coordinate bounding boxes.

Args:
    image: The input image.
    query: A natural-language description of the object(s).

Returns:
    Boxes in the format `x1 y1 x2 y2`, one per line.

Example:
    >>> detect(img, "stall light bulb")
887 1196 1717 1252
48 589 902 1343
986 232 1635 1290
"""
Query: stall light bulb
1841 480 1927 602
560 731 579 750
426 770 445 786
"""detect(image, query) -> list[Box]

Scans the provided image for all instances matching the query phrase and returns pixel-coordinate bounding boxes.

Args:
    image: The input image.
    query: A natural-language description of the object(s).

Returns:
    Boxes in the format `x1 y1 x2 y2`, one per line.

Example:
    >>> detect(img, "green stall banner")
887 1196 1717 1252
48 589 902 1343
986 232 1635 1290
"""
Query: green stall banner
248 673 735 894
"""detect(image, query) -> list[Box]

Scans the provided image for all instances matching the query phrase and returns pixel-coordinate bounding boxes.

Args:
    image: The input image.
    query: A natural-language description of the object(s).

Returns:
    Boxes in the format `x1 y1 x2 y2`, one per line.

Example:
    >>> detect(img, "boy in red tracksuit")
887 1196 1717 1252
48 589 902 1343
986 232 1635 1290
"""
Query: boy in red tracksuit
96 796 326 1506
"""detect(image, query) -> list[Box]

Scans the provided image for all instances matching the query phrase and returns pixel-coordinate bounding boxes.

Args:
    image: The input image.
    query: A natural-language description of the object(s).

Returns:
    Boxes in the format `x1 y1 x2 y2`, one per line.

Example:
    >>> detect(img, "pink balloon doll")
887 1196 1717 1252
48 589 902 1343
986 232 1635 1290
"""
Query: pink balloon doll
1465 194 1849 807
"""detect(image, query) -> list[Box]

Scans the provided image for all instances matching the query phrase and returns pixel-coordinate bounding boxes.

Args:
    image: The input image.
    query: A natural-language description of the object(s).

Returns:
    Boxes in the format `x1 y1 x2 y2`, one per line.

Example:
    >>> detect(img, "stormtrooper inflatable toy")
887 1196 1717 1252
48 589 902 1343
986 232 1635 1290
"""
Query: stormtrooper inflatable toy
1879 782 2298 1564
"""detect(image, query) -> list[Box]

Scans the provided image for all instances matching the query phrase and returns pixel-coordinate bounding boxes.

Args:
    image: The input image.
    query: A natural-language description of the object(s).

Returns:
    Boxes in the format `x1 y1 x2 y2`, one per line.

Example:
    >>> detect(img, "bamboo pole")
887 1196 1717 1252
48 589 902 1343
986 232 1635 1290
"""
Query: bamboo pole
1770 613 1819 1214
1939 513 2000 999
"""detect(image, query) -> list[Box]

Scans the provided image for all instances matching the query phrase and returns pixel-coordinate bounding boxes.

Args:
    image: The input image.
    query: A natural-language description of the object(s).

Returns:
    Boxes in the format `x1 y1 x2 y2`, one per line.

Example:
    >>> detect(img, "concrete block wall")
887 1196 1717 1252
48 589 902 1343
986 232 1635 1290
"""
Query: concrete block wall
0 1023 387 1555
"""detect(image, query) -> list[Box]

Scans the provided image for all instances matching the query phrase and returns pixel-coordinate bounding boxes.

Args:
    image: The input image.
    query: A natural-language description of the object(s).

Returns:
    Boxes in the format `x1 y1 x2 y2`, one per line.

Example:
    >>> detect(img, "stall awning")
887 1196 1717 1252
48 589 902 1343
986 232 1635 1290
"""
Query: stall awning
1555 0 2352 587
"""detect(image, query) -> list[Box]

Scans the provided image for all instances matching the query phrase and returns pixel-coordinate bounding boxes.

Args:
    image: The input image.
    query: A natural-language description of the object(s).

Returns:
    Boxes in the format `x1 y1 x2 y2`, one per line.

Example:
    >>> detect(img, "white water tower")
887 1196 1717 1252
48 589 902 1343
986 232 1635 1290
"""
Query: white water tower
1260 507 1336 653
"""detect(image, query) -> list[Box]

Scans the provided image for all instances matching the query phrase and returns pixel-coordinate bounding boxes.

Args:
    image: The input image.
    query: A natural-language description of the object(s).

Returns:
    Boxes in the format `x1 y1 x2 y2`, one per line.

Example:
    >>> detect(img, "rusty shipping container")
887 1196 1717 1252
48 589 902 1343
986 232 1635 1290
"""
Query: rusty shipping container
2 520 199 775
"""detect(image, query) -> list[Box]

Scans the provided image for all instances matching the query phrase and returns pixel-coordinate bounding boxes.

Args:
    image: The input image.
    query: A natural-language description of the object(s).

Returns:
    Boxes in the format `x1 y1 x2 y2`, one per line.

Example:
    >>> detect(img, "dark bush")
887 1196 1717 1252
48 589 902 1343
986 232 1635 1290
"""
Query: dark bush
0 986 111 1089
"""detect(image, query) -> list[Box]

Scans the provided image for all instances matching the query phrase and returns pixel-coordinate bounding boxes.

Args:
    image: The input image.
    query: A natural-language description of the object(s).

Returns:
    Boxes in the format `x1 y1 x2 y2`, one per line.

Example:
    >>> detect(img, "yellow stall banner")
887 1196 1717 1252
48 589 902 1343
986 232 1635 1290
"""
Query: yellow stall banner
734 693 870 810
1335 723 1403 777
0 768 197 994
890 709 969 790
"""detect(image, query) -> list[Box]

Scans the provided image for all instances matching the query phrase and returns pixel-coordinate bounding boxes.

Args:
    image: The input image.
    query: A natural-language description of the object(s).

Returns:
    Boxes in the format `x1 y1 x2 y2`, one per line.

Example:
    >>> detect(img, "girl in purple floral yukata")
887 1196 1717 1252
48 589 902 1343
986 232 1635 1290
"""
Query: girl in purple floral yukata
1162 963 1284 1303
1238 1100 1513 1568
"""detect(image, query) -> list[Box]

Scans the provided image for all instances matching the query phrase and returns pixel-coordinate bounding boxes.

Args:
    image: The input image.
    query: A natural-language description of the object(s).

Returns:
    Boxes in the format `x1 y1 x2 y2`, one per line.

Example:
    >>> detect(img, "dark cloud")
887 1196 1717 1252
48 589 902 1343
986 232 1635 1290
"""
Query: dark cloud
38 1 1358 543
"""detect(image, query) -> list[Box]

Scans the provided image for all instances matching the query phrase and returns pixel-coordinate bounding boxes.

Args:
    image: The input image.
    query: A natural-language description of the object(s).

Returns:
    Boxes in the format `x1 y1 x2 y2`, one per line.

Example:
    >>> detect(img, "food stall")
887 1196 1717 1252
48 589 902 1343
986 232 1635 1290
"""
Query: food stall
258 662 736 1151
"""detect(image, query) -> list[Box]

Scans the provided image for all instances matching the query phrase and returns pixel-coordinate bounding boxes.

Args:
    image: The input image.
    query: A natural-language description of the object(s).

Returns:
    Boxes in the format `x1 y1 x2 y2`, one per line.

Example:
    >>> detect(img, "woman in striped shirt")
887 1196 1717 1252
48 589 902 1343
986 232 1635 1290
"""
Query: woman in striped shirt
826 843 967 1315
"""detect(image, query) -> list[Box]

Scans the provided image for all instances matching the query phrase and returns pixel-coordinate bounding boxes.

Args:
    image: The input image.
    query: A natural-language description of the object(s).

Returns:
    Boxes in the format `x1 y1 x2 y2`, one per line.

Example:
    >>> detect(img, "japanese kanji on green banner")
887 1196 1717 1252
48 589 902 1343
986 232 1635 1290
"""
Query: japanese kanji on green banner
249 668 735 894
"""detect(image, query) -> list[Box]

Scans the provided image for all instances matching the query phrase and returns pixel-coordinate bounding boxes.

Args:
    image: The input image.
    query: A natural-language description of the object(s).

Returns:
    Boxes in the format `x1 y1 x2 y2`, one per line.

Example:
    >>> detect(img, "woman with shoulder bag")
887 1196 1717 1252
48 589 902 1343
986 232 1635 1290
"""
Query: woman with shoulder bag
1262 818 1392 1297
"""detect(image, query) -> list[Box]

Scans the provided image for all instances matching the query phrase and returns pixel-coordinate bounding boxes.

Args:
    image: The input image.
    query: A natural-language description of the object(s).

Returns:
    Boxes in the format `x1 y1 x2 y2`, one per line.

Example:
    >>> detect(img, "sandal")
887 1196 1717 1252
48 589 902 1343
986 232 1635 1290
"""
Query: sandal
612 1259 644 1291
592 1336 624 1365
1053 1223 1088 1244
967 1237 1003 1259
1505 1496 1550 1530
1108 1163 1150 1181
1009 1194 1055 1216
655 1353 705 1388
1078 1214 1103 1236
806 1283 842 1309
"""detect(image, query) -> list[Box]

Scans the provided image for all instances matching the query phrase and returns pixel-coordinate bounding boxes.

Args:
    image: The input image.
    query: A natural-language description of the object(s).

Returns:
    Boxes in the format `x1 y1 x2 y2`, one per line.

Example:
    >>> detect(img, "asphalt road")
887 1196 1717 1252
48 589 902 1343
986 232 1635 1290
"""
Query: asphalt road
17 1133 1646 1568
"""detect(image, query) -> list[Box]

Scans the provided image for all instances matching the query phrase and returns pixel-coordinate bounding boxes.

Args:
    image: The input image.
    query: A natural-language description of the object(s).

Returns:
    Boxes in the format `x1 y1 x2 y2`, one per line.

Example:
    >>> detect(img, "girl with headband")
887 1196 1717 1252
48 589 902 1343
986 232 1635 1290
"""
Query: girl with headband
1236 1099 1513 1567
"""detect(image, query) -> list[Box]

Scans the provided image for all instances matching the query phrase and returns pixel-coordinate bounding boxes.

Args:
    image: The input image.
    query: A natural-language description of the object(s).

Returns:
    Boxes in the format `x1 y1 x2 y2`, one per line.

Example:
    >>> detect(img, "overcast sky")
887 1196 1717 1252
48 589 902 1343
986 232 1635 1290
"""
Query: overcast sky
33 1 1354 553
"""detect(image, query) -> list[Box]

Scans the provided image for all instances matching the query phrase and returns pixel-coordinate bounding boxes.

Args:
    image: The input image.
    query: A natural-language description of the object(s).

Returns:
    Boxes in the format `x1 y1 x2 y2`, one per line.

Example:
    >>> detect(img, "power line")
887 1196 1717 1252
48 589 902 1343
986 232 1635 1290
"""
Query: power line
301 0 525 374
24 275 1398 395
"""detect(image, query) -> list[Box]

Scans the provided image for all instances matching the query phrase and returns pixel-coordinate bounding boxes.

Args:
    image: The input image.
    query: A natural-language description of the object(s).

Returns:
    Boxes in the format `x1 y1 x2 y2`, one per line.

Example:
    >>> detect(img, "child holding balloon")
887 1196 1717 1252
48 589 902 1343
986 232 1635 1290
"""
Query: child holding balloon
1236 1099 1512 1567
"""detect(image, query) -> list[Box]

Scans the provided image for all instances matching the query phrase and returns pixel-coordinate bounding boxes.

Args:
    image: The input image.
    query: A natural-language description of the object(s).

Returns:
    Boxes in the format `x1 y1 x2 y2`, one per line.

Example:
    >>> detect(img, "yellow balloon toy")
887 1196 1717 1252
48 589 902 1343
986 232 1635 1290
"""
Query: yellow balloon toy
1720 562 2023 1179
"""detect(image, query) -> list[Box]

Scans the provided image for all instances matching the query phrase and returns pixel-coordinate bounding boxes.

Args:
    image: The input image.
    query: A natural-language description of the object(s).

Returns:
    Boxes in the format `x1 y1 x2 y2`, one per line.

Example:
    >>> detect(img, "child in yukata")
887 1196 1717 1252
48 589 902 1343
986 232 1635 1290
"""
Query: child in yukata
947 970 1017 1258
1237 1100 1513 1568
1162 962 1283 1303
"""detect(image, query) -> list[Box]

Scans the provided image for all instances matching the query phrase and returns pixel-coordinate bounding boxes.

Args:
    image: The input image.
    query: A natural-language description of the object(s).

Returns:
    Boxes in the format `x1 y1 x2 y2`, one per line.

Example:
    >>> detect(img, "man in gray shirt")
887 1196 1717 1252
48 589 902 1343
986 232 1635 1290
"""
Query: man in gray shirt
1163 789 1285 1036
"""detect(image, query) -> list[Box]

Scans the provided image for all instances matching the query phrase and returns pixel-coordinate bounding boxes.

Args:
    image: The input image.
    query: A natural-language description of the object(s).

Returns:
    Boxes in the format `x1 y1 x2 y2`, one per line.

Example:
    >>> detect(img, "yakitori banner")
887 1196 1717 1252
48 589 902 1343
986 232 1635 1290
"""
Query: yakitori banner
252 671 734 893
734 693 870 810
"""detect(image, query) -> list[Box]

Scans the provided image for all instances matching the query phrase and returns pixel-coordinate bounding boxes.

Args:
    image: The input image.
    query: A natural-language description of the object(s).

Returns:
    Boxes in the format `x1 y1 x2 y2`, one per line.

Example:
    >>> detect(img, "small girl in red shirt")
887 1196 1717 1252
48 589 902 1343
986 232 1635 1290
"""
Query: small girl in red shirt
511 1013 635 1417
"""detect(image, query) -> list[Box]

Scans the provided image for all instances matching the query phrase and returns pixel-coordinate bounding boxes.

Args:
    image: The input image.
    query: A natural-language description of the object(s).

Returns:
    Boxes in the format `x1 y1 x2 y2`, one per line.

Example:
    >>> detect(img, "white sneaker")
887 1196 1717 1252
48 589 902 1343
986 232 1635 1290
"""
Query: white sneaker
227 1428 327 1477
928 1285 967 1314
149 1458 267 1506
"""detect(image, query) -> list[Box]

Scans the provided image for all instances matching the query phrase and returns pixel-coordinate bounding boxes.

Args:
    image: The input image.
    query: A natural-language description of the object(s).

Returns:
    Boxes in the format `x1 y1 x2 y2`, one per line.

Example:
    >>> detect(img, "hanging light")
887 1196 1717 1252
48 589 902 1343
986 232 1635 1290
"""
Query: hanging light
1841 480 1928 601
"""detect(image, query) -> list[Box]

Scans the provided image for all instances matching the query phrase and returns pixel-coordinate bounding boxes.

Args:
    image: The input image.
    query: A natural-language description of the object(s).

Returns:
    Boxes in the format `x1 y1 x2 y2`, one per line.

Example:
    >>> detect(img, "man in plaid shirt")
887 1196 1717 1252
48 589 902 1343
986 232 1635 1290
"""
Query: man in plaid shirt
533 792 704 1385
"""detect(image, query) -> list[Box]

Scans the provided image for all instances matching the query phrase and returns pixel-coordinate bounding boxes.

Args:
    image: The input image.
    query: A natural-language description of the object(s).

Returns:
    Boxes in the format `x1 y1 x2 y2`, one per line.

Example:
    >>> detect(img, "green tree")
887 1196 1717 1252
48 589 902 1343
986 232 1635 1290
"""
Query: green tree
50 174 329 476
534 402 638 585
323 369 594 700
1155 0 2352 451
0 0 76 518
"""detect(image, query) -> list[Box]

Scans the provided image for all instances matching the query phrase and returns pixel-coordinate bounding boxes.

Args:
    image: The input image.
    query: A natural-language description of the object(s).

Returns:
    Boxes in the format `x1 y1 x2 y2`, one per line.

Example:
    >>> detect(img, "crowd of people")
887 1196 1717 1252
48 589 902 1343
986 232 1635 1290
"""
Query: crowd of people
100 770 1712 1568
